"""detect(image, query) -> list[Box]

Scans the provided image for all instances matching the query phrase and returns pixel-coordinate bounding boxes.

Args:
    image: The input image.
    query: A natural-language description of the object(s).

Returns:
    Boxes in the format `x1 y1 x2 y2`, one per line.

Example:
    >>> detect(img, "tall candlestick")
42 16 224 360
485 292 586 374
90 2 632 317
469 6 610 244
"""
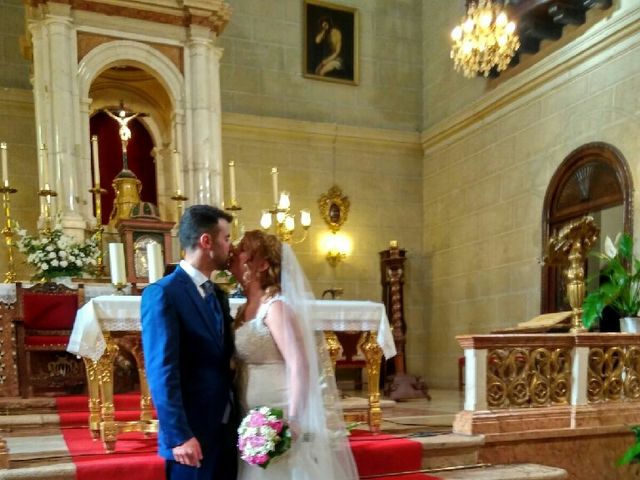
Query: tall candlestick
0 143 7 187
109 242 126 285
271 167 278 205
147 242 163 283
173 150 183 193
91 135 100 185
40 145 49 188
229 161 237 204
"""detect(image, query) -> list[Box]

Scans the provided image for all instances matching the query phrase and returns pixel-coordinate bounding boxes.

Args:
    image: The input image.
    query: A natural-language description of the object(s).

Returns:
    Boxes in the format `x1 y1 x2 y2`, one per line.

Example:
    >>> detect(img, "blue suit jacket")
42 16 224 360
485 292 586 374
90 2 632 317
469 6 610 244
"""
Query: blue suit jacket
141 265 235 460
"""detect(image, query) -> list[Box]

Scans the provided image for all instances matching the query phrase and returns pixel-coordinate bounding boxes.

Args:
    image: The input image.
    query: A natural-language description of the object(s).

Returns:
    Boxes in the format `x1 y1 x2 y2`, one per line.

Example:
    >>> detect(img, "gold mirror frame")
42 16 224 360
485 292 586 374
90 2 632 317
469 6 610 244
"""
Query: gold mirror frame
318 185 350 233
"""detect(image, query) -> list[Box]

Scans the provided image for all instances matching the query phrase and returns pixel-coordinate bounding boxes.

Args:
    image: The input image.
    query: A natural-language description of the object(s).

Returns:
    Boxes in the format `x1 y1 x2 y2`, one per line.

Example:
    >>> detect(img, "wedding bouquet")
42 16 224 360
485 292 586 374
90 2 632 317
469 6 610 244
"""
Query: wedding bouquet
237 406 292 468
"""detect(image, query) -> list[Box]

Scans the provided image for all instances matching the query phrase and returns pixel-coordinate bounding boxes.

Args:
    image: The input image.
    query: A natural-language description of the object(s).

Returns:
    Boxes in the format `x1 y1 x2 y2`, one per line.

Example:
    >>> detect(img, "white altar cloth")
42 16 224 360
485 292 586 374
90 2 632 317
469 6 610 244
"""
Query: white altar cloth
68 296 396 362
0 282 131 304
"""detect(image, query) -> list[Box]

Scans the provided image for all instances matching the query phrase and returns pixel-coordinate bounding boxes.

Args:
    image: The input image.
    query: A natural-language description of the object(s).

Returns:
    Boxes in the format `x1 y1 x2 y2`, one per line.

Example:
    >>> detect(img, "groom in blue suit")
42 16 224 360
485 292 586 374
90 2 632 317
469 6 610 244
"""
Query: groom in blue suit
142 205 237 480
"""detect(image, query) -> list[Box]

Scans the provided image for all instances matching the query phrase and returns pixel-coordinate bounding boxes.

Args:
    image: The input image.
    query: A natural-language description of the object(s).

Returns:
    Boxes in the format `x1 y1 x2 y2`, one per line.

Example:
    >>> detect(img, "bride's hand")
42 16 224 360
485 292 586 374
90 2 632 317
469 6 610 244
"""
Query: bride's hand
288 418 301 441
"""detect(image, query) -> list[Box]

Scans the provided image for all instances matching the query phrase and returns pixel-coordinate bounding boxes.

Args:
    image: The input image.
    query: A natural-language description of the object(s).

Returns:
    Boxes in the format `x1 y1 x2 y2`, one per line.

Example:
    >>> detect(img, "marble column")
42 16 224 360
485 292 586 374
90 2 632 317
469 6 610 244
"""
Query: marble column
185 25 224 207
30 3 85 236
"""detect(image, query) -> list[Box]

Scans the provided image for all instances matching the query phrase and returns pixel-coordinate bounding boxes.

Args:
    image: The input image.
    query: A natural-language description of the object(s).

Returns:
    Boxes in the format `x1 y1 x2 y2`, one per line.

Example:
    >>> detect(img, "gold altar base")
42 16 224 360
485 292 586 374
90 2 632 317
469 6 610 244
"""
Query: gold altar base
85 332 157 452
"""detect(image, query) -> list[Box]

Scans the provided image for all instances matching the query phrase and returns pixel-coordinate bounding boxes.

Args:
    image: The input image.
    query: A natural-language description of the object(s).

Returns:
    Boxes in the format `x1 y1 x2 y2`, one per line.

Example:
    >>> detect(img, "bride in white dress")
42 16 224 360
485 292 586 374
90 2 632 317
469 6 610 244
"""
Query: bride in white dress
229 230 358 480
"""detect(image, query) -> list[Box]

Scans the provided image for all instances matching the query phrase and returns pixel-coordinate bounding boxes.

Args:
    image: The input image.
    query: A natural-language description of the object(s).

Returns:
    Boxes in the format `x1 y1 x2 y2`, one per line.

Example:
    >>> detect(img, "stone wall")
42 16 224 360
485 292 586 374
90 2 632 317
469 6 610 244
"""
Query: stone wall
218 0 423 131
222 113 425 373
0 0 30 90
422 5 640 388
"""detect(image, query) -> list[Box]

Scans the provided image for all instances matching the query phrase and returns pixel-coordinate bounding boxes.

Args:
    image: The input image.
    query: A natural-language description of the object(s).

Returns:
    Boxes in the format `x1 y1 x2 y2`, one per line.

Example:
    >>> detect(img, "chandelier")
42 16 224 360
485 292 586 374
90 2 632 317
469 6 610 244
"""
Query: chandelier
259 168 311 243
450 0 520 78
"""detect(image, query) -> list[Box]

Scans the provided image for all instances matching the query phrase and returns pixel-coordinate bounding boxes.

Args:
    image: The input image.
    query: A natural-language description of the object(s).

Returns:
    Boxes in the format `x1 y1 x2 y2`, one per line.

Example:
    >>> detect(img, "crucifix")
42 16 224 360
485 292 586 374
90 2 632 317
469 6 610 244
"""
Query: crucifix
103 101 146 172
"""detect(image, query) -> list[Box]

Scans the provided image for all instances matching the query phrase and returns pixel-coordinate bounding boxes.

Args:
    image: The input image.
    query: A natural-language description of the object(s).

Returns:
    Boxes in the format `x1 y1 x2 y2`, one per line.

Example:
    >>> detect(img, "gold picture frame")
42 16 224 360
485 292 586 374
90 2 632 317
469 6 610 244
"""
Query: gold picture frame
318 185 350 233
303 0 359 85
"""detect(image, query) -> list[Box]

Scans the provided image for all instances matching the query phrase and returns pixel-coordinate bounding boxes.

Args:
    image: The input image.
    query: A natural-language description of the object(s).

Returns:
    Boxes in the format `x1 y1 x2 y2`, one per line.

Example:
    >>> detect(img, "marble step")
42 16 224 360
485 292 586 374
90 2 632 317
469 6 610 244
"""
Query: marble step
0 463 76 480
0 463 568 480
436 463 567 479
414 432 484 469
0 414 62 437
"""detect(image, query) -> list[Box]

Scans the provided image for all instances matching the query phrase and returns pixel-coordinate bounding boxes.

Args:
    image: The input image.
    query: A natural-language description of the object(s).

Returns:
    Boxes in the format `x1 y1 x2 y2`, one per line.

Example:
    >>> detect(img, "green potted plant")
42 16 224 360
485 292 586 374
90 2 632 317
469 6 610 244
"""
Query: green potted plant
618 426 640 466
582 233 640 331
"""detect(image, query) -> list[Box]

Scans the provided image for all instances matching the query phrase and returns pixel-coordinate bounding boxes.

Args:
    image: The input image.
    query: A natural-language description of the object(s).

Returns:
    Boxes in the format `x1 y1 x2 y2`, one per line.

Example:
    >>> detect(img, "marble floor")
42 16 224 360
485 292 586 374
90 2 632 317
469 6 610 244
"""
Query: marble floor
344 387 464 434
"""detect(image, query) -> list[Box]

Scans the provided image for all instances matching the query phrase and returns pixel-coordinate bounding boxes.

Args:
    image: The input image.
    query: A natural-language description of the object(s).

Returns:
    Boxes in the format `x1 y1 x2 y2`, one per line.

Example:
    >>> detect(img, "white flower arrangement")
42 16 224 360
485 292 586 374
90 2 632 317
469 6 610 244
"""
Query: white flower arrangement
15 221 100 281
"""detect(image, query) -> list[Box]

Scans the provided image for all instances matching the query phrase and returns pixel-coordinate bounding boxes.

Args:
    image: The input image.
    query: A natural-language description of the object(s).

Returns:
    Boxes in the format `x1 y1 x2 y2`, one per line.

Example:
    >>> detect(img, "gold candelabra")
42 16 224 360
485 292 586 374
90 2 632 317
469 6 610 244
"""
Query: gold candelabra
89 184 107 277
225 203 243 242
0 182 17 283
170 190 188 221
545 216 600 333
260 192 311 244
38 185 57 234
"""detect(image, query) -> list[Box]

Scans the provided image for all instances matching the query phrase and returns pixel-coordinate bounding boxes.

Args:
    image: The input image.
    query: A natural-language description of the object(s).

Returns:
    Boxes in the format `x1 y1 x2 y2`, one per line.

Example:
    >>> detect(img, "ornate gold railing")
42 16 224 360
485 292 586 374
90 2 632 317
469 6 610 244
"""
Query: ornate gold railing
487 346 571 408
587 345 640 402
458 333 640 412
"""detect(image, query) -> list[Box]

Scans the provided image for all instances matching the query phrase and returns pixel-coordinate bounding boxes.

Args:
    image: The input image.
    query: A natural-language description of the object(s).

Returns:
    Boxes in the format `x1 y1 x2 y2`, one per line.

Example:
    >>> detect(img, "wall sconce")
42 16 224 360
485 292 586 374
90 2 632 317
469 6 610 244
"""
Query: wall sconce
318 185 351 267
322 231 352 267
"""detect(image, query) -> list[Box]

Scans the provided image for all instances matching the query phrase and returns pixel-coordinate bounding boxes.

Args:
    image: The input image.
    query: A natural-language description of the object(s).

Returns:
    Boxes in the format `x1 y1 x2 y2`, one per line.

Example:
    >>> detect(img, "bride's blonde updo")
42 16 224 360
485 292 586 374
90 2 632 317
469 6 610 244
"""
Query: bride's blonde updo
239 230 282 297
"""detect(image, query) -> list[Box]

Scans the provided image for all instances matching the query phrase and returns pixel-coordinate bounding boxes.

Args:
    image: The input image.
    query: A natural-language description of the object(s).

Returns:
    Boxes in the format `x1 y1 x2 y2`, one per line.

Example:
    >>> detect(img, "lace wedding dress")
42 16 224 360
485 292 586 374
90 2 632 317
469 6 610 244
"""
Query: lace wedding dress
234 244 358 480
235 296 290 479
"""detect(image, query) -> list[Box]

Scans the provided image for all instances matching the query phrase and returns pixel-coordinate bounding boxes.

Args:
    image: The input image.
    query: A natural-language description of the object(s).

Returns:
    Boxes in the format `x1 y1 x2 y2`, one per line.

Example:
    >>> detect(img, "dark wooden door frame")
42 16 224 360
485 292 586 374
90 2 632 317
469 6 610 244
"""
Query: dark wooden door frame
541 142 633 313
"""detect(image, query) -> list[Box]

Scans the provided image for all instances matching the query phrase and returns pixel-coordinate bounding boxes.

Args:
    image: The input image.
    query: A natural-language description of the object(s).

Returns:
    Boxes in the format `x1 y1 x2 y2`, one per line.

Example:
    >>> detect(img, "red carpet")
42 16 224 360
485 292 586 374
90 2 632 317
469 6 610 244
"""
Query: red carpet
350 430 440 480
56 394 163 480
56 395 440 480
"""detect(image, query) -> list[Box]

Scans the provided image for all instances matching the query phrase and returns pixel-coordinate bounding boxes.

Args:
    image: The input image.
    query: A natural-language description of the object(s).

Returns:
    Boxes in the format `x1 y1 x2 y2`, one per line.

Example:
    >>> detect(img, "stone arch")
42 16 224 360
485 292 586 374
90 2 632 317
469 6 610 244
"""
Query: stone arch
78 40 184 108
78 40 185 221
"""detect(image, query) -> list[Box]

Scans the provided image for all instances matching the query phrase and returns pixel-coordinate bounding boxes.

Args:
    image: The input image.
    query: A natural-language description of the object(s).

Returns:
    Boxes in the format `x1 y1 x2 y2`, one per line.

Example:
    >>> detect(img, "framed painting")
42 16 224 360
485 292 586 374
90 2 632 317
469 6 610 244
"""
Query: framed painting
303 0 359 85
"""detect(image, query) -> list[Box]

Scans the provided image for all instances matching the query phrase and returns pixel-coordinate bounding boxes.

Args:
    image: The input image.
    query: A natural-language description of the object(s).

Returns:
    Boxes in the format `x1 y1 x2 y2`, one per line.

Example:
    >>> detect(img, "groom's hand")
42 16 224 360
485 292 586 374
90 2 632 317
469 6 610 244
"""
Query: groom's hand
173 437 203 467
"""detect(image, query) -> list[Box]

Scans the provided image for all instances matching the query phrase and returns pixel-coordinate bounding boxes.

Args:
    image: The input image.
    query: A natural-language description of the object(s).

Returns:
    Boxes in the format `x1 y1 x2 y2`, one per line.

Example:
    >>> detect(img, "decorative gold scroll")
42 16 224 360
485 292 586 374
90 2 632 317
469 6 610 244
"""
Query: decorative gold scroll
588 346 640 402
487 347 571 408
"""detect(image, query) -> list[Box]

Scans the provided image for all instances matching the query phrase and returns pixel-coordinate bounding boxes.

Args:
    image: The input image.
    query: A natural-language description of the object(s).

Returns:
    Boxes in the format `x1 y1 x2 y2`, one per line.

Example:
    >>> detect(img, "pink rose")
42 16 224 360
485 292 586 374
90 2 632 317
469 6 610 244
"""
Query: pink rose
249 436 266 448
267 420 283 433
248 412 267 427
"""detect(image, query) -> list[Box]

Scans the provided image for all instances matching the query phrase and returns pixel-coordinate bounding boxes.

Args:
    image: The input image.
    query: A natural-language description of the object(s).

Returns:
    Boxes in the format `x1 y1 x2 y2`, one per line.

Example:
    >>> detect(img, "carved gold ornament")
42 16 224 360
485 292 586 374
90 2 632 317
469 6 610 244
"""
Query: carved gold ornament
487 347 571 408
318 186 350 233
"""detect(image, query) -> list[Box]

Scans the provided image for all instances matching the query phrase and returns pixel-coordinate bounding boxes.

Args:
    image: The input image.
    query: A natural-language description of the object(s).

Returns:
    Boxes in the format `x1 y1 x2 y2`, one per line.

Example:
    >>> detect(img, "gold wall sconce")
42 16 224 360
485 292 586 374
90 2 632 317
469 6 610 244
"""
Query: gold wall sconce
318 185 351 267
321 231 352 267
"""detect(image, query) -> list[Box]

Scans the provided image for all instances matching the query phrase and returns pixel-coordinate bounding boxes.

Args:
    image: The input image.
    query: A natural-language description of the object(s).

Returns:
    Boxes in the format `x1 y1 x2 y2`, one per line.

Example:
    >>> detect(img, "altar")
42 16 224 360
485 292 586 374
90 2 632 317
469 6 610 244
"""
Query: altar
67 295 395 451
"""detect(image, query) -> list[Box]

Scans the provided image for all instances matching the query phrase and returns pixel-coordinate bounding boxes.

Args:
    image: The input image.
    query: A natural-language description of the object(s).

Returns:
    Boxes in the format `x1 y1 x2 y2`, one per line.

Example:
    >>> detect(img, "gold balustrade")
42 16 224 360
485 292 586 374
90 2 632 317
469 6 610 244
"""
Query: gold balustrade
459 333 640 410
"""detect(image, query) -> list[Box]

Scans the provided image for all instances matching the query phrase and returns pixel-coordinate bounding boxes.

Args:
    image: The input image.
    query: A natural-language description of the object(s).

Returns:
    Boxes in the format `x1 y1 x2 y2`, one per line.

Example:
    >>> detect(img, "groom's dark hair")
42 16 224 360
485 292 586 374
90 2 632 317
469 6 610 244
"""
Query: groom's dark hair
179 205 233 251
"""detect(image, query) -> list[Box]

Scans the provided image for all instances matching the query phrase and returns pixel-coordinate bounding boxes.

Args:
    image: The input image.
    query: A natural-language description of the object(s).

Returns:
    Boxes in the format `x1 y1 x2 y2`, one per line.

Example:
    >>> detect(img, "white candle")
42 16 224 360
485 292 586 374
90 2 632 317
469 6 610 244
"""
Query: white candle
271 167 278 205
0 143 7 187
147 242 163 283
229 161 237 204
91 135 100 186
174 150 183 194
300 209 311 227
41 145 49 188
109 243 126 285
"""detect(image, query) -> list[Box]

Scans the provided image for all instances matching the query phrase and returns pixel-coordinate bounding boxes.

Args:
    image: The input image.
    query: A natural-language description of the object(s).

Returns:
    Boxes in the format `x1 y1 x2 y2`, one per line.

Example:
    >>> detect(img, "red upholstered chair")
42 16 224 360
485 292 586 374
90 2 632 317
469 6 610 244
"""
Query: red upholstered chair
335 332 366 390
14 282 85 397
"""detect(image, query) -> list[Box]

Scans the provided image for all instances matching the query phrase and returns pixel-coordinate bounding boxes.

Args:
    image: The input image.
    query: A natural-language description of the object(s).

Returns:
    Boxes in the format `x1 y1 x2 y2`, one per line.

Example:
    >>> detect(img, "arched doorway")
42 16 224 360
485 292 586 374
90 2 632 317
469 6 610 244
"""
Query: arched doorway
541 142 633 314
